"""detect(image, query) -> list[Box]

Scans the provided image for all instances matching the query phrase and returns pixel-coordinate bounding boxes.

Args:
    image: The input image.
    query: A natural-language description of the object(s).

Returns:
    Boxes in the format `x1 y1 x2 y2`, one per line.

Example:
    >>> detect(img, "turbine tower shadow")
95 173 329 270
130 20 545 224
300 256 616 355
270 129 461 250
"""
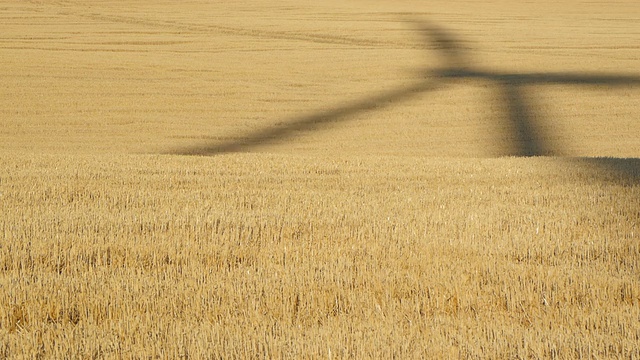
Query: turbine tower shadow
171 20 640 180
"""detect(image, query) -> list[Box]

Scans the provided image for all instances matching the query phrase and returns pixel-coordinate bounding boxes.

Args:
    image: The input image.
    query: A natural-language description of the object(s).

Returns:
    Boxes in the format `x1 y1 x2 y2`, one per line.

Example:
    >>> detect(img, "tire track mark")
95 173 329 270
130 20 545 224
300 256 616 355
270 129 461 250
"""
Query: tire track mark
23 0 414 49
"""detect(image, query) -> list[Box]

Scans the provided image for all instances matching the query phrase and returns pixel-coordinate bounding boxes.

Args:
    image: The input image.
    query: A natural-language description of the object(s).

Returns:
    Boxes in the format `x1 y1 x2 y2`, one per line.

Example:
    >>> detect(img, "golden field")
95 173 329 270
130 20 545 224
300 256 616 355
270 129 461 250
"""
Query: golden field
1 0 639 358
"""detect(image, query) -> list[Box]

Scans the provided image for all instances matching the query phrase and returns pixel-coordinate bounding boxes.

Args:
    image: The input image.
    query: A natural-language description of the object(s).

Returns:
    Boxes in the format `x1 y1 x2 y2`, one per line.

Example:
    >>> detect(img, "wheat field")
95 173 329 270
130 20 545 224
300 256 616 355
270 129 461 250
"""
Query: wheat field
1 0 640 358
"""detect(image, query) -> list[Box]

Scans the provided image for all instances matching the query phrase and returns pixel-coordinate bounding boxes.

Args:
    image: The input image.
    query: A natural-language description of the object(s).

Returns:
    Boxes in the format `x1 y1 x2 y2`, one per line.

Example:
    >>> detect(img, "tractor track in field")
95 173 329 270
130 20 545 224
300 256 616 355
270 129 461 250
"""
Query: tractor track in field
21 0 415 50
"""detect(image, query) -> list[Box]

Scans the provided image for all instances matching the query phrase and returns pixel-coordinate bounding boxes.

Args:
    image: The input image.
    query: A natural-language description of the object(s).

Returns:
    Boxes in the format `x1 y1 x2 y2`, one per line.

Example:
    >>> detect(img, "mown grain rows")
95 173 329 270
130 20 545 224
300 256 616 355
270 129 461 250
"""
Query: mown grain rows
1 154 638 358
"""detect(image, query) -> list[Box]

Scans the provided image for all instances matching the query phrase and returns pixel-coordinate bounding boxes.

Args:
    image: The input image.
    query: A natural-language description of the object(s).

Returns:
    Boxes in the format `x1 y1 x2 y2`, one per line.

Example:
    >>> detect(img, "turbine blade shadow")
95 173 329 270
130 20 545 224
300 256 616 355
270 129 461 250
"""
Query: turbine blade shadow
439 70 640 87
506 72 640 86
501 82 548 156
173 80 442 155
414 20 470 70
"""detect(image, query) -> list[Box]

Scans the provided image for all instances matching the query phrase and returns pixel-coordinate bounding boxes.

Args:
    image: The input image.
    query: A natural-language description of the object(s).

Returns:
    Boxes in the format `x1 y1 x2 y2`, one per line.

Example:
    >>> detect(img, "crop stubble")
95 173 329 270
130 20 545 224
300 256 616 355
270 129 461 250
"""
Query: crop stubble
1 0 639 358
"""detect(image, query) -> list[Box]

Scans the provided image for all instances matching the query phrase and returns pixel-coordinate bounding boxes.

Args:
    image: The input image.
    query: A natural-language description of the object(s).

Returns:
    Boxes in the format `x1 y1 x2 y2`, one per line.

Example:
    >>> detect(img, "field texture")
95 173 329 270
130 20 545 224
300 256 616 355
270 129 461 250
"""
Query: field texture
1 0 640 358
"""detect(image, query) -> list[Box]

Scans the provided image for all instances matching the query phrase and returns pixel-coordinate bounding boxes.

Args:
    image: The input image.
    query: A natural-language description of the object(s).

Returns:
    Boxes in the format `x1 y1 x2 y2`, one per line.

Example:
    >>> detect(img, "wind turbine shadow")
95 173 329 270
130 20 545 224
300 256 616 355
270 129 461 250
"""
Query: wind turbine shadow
580 157 640 182
172 80 442 155
500 81 548 157
170 20 640 181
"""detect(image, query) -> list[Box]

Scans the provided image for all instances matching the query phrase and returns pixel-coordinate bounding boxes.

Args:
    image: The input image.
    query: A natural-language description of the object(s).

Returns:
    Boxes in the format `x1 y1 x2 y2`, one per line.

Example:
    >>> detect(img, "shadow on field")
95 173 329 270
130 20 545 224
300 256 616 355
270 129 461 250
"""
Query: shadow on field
581 157 640 182
171 20 640 180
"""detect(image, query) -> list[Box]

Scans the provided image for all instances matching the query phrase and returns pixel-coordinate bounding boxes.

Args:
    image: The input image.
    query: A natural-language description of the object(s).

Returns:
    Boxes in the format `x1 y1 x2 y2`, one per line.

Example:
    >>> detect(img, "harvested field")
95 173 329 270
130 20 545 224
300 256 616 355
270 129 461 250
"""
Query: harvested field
1 0 639 358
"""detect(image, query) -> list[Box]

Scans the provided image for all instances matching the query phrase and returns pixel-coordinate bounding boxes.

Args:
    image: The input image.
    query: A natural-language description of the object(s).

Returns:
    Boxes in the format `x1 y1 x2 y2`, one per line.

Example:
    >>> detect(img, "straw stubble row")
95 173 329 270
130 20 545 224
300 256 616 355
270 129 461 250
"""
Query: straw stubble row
1 154 638 358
